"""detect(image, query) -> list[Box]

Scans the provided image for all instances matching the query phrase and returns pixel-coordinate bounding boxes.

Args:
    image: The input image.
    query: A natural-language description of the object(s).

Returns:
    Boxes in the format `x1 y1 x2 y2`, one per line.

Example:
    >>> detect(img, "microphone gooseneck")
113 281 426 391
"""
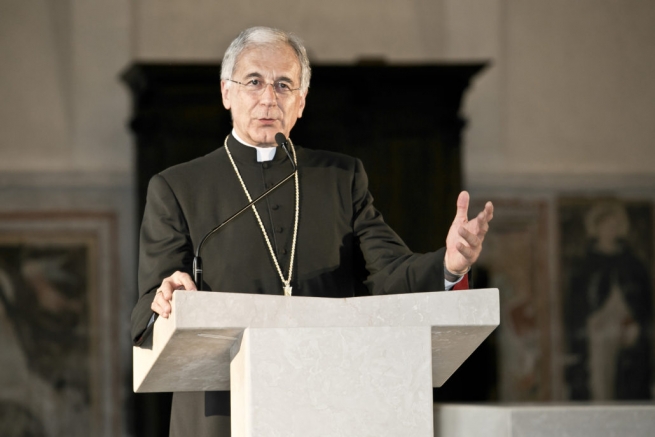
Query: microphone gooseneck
192 133 297 288
275 133 296 171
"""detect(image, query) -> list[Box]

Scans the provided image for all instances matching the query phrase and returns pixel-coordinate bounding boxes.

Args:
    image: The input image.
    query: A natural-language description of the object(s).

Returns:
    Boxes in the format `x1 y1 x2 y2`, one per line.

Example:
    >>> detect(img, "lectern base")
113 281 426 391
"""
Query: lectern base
434 403 655 437
231 326 434 437
134 290 501 435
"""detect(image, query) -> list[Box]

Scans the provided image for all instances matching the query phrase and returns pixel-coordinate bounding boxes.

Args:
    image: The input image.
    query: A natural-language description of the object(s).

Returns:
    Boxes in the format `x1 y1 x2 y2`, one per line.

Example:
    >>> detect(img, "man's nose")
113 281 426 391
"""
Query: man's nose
259 83 277 104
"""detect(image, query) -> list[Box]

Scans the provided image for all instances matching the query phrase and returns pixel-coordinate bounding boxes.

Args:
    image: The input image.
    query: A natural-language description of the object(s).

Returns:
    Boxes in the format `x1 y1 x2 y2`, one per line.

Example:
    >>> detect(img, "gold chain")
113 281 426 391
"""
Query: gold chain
224 136 299 296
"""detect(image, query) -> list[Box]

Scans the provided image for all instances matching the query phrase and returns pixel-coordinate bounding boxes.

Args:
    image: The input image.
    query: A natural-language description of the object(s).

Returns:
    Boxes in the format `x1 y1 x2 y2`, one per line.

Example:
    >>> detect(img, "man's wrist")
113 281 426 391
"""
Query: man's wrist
444 263 471 282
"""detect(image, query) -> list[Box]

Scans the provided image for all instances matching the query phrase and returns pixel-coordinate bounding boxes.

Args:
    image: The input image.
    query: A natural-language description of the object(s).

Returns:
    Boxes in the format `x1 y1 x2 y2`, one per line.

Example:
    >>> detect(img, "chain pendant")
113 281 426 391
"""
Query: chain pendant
224 137 299 300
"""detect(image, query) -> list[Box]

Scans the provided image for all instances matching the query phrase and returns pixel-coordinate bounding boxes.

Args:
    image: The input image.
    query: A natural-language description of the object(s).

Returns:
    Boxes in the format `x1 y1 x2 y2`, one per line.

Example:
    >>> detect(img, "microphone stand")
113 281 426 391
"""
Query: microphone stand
192 137 296 288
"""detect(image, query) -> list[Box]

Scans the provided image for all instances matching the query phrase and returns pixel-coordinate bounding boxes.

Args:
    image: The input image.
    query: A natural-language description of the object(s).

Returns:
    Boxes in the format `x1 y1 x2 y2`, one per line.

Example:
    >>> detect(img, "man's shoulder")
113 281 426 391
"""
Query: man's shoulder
297 146 361 171
145 148 226 198
158 148 225 180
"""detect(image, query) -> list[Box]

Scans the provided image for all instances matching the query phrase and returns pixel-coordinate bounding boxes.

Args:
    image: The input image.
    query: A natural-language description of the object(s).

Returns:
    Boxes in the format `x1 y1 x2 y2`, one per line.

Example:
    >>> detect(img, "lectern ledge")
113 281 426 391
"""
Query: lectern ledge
134 288 499 437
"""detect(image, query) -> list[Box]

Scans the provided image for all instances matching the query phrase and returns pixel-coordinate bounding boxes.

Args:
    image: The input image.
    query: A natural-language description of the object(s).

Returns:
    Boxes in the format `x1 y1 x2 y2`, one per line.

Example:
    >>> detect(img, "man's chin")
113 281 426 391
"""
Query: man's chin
250 129 285 147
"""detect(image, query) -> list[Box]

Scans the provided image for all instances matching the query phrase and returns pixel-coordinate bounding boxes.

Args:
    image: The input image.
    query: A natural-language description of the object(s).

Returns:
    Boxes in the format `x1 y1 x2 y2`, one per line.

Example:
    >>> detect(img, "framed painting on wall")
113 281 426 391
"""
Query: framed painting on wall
558 198 653 401
0 212 121 437
471 198 551 401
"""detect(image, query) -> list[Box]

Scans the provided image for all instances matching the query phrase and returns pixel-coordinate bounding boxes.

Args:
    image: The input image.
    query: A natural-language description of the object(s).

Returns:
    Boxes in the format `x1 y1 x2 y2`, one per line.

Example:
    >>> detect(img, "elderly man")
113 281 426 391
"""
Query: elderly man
131 27 493 437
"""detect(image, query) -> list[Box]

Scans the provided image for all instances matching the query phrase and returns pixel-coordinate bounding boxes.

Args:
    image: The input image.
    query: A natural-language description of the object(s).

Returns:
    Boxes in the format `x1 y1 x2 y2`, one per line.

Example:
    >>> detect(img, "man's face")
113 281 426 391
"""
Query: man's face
221 43 306 147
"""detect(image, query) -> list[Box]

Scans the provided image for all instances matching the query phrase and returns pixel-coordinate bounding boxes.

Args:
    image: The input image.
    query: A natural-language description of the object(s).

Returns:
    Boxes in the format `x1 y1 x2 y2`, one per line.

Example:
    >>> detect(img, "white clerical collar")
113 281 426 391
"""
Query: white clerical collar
231 129 277 162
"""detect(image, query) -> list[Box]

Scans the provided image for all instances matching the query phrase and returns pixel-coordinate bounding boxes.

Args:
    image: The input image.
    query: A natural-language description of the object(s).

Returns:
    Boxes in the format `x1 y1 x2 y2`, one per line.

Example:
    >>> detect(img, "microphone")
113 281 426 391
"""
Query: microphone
275 132 288 148
275 132 296 165
192 133 297 288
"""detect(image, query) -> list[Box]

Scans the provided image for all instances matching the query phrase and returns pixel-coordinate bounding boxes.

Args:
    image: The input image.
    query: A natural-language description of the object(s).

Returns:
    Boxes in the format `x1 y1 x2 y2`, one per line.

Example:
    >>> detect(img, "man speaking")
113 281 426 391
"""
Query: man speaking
131 26 494 437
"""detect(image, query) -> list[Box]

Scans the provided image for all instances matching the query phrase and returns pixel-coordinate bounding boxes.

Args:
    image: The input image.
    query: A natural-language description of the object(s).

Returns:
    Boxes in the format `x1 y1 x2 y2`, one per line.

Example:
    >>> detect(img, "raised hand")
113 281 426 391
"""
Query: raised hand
444 191 494 275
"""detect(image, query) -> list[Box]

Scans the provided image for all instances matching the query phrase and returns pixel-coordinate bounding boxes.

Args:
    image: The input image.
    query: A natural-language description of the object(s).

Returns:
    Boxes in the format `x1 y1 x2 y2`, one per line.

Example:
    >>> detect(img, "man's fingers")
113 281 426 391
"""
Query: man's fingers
465 202 493 238
472 201 493 225
455 226 483 266
446 198 493 274
456 242 475 262
458 225 481 249
178 272 198 291
475 210 490 237
160 271 197 295
151 291 172 318
485 201 494 220
151 271 196 319
170 271 198 291
158 281 174 299
454 191 470 221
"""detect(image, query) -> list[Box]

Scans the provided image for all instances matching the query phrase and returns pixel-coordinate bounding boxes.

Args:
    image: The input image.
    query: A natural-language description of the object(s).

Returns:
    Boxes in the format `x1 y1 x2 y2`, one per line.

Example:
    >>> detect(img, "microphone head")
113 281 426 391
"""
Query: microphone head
275 133 288 148
274 132 297 171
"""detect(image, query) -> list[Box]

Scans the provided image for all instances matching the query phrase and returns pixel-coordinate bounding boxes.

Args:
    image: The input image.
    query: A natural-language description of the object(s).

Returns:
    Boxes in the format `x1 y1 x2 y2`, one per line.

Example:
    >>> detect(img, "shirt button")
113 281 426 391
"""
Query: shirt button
271 204 279 210
262 163 270 169
281 249 288 255
275 227 284 233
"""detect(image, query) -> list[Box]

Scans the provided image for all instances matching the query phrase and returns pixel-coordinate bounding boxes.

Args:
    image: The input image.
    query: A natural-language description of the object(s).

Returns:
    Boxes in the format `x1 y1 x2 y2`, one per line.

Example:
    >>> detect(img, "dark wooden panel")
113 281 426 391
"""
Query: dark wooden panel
122 63 485 251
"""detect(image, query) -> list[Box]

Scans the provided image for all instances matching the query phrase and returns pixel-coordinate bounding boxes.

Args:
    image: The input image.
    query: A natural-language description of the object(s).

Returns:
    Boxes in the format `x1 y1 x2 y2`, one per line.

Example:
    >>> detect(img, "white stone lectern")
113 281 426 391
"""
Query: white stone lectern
134 289 499 437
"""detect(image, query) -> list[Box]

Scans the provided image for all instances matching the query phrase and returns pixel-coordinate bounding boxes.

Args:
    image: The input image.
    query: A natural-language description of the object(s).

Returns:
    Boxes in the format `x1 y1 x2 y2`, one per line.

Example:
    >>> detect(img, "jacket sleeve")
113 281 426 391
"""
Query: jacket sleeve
351 159 448 295
130 174 194 345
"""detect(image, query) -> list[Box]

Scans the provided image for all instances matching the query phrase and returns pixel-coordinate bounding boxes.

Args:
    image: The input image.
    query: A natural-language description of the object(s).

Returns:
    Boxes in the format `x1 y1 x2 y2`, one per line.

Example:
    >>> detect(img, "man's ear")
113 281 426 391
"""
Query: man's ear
221 80 232 110
297 90 307 118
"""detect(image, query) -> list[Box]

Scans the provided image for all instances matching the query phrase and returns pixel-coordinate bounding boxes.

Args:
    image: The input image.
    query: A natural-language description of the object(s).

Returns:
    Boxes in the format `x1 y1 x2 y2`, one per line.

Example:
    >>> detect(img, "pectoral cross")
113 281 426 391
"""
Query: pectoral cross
284 285 292 296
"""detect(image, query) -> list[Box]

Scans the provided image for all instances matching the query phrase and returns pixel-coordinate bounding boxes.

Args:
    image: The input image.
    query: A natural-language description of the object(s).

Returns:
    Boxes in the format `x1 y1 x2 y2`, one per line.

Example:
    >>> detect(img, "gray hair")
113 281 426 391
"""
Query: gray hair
221 27 311 94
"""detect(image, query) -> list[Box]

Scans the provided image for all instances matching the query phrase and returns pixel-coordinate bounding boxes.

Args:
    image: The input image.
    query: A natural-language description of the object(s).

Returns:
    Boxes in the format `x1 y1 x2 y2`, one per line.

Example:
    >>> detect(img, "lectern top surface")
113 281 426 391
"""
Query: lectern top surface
134 289 499 392
170 288 499 330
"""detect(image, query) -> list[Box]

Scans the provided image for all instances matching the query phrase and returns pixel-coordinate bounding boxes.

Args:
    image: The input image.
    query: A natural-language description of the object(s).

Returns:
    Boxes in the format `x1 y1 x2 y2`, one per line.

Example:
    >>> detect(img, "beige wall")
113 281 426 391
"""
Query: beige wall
0 0 131 173
467 0 655 191
2 0 653 189
133 0 495 62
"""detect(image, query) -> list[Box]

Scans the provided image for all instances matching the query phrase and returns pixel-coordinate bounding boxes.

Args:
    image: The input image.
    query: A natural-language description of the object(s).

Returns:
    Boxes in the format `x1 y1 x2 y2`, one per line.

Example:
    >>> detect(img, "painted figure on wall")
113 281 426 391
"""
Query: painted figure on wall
0 245 90 437
563 200 653 400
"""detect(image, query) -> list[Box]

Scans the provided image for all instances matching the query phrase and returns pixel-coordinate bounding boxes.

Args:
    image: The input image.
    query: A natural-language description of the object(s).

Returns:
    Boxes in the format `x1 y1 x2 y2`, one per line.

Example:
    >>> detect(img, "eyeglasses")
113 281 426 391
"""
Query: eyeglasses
227 78 301 97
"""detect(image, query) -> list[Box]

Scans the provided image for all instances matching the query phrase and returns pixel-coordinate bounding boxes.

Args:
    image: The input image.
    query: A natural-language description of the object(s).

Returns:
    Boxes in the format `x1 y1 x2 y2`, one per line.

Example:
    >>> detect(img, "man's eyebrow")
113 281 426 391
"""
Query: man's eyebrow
241 72 295 84
242 72 264 80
